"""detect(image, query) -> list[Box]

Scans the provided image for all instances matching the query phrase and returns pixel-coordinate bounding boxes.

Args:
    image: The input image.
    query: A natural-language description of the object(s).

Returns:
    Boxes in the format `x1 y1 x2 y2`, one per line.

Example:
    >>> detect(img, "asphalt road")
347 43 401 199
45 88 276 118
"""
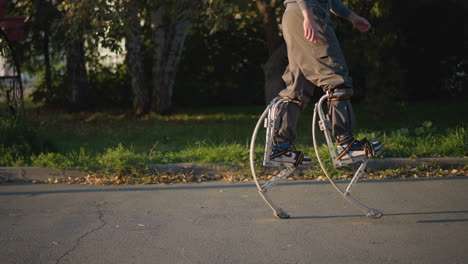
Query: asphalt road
1 177 468 264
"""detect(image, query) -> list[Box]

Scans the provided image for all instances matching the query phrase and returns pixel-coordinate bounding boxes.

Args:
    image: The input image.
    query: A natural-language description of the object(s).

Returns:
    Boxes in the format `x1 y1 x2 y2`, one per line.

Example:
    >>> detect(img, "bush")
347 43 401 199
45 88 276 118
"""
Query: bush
356 123 467 158
0 118 54 166
31 64 132 110
87 64 133 110
30 152 73 169
98 144 148 173
0 146 27 166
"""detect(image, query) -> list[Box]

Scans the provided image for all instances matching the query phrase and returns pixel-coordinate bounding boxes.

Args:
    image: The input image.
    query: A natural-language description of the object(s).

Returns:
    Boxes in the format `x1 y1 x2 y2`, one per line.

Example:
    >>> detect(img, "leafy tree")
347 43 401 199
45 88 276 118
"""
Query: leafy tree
335 0 467 121
174 2 266 106
149 0 196 115
122 0 150 116
9 0 467 115
7 0 64 106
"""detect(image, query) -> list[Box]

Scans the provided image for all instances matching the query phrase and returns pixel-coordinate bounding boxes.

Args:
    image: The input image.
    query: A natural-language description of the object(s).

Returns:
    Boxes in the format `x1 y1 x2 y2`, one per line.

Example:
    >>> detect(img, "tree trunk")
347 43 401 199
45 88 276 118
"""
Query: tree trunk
263 42 288 102
66 38 89 112
33 0 52 95
125 4 150 116
256 0 288 103
256 0 282 55
43 27 51 93
150 7 191 115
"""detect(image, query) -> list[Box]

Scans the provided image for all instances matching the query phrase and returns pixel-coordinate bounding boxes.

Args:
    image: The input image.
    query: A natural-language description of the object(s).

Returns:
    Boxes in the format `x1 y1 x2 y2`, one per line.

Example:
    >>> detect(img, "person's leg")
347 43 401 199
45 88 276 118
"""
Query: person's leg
327 87 356 139
275 102 301 143
275 67 315 143
278 8 355 140
269 9 316 165
308 17 355 140
271 68 314 165
275 10 316 144
316 26 383 157
279 8 381 160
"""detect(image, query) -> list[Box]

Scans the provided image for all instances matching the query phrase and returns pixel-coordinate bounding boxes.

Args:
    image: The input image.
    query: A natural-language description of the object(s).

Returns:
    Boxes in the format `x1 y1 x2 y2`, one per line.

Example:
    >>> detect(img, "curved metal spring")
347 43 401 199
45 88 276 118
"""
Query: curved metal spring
249 95 383 219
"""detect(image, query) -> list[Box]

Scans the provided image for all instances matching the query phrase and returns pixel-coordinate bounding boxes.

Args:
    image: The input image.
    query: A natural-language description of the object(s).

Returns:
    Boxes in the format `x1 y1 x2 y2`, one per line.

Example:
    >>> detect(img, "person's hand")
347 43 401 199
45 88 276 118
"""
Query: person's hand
303 18 319 42
302 10 319 43
349 13 371 33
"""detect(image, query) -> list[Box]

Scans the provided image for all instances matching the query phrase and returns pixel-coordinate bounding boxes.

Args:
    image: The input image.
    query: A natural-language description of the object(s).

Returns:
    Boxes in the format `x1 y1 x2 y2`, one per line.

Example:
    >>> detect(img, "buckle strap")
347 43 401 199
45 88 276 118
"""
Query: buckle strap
294 151 304 167
327 88 353 101
271 146 304 167
273 97 304 107
270 147 289 159
328 96 352 101
336 137 377 160
336 137 356 160
362 138 376 158
337 136 354 145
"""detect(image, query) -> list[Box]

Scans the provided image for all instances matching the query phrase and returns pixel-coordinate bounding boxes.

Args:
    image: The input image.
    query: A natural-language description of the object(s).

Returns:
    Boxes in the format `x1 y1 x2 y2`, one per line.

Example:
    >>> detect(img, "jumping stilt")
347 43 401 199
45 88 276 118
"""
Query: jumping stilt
249 98 301 219
249 93 383 219
312 92 383 219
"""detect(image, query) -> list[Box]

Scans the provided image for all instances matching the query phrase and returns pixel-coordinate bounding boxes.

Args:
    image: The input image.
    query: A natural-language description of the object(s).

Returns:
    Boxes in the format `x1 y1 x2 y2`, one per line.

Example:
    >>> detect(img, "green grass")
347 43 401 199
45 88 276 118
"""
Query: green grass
1 99 467 172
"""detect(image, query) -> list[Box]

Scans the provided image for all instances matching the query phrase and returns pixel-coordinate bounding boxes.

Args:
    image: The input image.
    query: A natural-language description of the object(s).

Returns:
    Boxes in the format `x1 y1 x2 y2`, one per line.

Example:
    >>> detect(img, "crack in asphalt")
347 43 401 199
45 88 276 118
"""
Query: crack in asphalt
56 202 107 264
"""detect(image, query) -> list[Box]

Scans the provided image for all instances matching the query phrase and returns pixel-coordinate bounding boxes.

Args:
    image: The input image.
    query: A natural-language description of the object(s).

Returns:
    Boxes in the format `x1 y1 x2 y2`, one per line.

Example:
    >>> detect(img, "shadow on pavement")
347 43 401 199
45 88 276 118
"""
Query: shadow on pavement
416 219 468 223
290 210 468 222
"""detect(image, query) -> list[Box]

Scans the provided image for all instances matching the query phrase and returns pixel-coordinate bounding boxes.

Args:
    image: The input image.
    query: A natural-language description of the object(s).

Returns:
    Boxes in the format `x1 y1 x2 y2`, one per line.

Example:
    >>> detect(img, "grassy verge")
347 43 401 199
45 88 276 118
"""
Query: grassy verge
1 100 467 184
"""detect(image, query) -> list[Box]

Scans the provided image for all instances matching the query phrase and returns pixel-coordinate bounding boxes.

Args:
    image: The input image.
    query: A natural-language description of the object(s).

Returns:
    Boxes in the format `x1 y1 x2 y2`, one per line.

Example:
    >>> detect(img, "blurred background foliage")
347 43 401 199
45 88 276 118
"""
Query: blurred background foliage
3 0 467 114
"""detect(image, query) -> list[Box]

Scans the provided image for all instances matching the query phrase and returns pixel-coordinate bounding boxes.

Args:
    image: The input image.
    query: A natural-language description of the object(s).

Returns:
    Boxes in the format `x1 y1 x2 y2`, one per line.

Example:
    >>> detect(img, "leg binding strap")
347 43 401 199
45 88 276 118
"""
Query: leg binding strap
270 146 305 167
336 137 356 160
336 137 377 160
362 138 376 158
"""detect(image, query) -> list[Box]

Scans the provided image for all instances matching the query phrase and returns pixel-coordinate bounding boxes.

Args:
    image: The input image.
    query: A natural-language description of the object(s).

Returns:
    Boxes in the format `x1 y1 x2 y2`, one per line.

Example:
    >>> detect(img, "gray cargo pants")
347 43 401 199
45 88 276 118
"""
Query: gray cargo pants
276 7 356 143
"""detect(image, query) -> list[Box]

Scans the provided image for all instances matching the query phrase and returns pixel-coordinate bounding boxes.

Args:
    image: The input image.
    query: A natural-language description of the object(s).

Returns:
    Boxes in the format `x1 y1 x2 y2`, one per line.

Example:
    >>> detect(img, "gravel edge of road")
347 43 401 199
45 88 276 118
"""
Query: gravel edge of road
0 157 466 183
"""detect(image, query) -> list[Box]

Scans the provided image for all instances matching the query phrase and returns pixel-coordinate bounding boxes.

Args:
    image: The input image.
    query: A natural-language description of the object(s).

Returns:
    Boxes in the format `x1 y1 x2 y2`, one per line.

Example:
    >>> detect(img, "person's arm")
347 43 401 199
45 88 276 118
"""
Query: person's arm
330 0 352 18
347 12 371 33
296 0 319 43
330 0 371 33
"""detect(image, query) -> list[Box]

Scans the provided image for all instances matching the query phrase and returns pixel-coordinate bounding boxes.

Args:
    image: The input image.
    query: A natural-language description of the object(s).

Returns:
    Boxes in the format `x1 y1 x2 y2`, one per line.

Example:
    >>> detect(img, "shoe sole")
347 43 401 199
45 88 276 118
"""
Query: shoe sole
338 147 383 161
270 158 312 166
